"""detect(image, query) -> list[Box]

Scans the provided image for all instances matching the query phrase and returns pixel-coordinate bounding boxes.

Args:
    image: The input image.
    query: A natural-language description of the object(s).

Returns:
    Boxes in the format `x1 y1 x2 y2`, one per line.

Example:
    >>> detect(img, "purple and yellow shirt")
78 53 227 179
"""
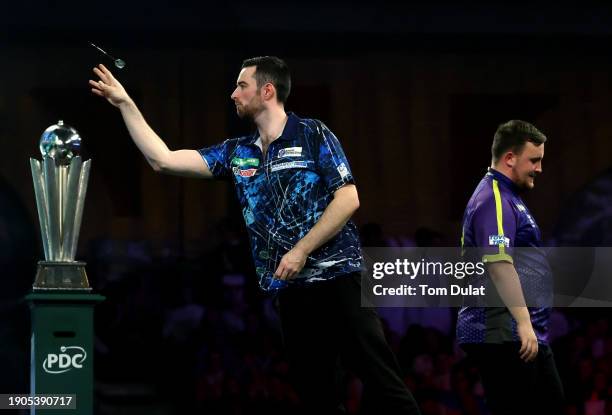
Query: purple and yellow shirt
457 168 552 345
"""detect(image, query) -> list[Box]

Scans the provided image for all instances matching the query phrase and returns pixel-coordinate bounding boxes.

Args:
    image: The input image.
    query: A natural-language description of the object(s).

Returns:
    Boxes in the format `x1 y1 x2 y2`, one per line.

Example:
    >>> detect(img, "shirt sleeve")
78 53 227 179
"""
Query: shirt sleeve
472 182 516 264
315 122 356 193
197 139 234 178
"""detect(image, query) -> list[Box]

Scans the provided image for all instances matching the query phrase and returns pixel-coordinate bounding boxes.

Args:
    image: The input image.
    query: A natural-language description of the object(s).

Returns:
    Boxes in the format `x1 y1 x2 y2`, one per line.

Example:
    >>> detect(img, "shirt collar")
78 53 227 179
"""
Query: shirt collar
248 112 300 145
486 167 519 193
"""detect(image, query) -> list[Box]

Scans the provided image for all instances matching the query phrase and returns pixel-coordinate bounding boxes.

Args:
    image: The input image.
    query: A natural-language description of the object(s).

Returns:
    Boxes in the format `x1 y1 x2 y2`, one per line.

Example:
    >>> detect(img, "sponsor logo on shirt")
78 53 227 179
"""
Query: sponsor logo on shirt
516 203 536 227
231 157 260 167
278 147 302 158
337 163 349 179
526 214 536 227
233 167 257 177
270 161 308 172
488 235 510 247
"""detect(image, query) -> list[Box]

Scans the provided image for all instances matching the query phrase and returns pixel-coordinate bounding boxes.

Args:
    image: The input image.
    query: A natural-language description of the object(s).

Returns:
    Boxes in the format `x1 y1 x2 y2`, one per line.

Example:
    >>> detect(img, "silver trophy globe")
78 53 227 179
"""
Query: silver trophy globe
30 120 91 290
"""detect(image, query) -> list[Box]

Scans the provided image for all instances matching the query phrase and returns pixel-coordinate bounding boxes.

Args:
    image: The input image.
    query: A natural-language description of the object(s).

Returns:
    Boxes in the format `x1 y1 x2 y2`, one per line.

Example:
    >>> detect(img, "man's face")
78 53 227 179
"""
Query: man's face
510 141 544 190
230 66 263 120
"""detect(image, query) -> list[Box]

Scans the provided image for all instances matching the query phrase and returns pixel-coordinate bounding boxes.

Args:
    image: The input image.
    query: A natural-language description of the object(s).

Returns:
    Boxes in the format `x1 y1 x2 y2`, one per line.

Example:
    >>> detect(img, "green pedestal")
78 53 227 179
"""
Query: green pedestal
26 292 105 414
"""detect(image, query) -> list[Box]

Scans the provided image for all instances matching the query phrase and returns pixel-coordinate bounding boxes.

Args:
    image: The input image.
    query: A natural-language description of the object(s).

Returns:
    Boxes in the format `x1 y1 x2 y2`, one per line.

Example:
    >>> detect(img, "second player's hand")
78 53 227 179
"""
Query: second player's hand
89 64 130 107
274 247 307 280
517 322 539 362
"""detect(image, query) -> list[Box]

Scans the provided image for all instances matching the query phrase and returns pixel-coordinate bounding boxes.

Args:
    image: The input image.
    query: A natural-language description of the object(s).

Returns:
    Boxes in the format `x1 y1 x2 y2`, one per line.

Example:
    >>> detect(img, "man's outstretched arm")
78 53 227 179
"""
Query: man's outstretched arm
274 184 359 280
89 64 212 178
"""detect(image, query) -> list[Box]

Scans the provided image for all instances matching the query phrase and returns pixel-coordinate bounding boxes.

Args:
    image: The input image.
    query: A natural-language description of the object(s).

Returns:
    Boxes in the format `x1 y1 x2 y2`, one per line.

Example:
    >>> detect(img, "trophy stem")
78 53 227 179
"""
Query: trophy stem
62 156 87 261
58 165 68 255
70 160 90 260
43 158 60 261
30 159 50 260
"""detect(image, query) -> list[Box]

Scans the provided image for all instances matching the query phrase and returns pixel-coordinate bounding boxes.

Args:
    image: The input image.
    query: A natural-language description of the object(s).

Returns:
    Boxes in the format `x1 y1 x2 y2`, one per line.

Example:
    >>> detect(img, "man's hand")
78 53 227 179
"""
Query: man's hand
272 184 359 281
89 64 131 107
274 247 308 280
517 321 539 362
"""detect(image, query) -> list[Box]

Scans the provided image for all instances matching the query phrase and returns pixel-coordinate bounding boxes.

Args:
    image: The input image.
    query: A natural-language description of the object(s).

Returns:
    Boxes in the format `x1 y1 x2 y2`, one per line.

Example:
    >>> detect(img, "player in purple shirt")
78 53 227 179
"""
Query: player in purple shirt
457 120 564 414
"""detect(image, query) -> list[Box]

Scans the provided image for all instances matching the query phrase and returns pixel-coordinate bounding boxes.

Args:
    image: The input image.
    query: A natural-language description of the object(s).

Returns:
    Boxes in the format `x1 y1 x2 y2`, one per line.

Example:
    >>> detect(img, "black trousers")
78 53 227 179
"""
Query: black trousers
278 272 421 415
462 343 565 415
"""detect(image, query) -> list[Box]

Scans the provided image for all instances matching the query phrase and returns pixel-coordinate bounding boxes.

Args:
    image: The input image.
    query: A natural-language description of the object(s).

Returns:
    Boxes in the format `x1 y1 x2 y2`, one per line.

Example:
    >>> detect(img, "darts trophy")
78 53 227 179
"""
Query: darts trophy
30 120 91 290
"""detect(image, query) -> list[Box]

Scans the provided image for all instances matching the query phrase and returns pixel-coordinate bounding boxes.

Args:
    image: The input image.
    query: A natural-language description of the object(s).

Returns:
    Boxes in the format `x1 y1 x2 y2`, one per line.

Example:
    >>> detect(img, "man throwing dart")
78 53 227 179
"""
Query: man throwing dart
90 57 421 415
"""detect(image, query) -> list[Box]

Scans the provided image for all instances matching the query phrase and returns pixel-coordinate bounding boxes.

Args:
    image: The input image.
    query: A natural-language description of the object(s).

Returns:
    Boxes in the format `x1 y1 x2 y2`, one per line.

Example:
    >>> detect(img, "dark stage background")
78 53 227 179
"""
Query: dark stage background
0 2 611 414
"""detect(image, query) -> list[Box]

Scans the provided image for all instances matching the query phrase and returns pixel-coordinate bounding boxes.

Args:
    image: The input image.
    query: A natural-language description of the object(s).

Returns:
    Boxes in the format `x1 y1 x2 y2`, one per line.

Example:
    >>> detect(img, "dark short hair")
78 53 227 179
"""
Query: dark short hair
491 120 547 162
241 56 291 104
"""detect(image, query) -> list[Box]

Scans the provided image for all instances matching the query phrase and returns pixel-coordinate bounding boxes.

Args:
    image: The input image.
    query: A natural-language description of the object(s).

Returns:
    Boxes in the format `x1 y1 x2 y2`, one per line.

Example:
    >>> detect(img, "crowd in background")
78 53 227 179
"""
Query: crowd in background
0 172 609 414
81 220 611 415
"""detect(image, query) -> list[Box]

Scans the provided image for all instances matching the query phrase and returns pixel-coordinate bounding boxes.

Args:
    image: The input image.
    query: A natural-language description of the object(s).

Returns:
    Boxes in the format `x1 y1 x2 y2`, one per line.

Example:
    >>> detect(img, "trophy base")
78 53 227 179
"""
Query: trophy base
33 261 92 291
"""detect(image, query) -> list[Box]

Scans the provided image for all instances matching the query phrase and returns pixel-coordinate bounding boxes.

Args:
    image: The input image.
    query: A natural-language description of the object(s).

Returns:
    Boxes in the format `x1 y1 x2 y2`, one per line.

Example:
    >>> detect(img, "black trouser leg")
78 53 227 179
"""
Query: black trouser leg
279 273 421 415
333 273 421 415
278 280 344 415
463 343 565 415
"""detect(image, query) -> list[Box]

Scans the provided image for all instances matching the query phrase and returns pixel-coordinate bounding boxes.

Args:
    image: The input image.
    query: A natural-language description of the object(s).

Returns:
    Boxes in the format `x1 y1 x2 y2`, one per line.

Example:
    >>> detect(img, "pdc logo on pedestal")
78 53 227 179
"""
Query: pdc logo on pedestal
43 346 87 374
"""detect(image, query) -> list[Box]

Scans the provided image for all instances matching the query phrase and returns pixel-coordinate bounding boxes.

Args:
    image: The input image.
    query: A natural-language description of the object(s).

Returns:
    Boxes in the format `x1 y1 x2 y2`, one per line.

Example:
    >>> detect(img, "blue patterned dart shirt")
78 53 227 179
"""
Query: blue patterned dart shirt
199 112 363 292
